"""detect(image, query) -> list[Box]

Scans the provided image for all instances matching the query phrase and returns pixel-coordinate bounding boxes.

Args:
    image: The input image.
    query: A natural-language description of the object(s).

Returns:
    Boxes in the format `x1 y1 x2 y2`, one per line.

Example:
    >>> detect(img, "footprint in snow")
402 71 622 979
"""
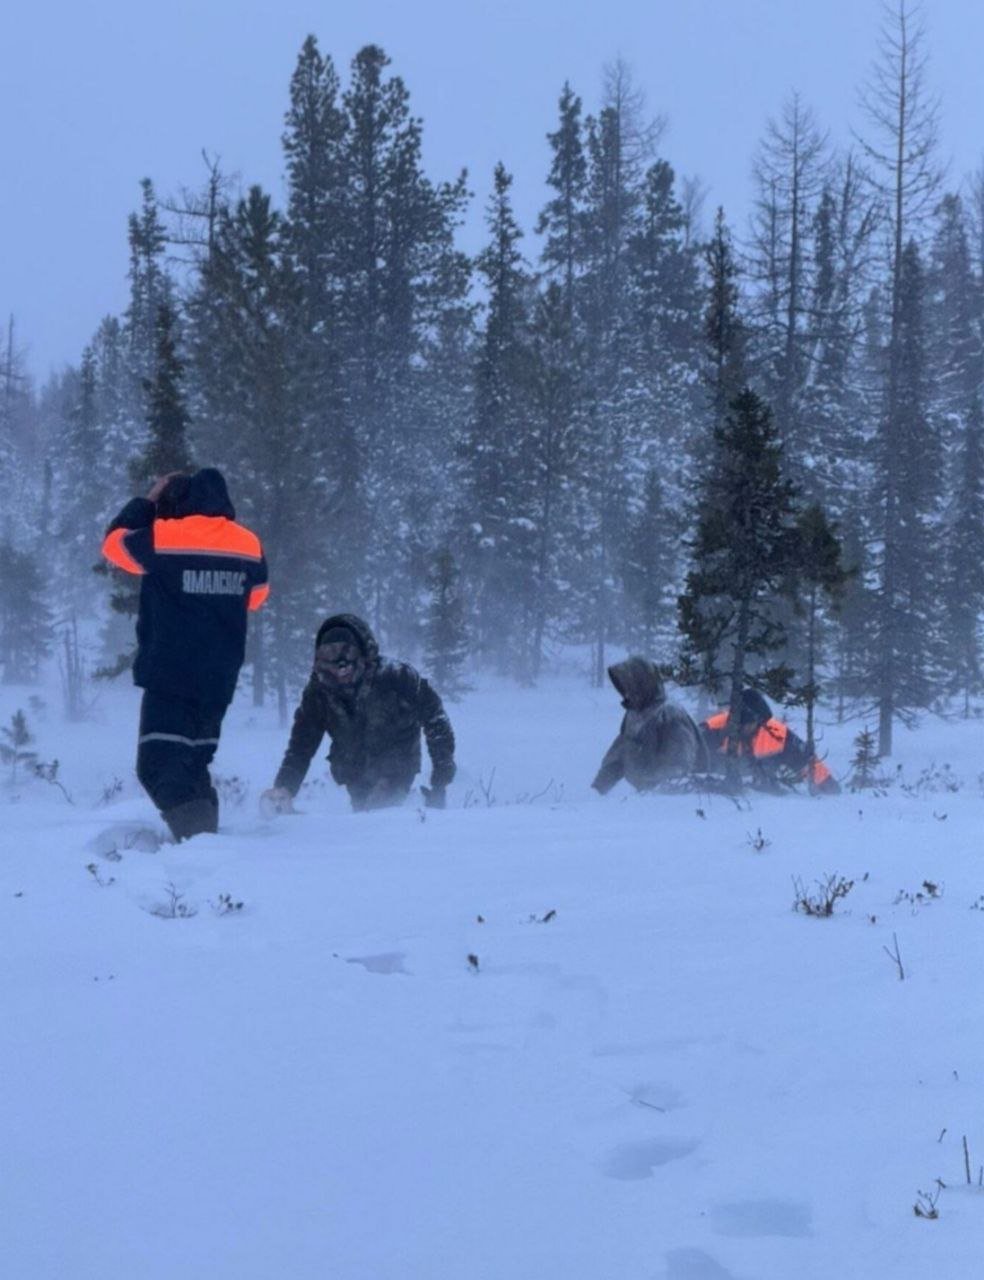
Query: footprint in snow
601 1137 699 1180
661 1247 740 1280
346 952 410 975
87 823 164 859
710 1198 812 1238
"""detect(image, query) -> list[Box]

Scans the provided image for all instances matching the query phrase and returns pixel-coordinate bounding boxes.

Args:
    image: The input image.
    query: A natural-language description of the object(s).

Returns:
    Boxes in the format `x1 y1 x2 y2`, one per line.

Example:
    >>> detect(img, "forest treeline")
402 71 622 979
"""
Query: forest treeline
0 5 982 752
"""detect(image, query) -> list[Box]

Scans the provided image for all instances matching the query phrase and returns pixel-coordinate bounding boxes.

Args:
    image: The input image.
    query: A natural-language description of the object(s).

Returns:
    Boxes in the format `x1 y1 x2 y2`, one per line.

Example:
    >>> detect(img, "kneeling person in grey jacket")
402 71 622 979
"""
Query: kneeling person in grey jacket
592 658 705 794
263 614 456 812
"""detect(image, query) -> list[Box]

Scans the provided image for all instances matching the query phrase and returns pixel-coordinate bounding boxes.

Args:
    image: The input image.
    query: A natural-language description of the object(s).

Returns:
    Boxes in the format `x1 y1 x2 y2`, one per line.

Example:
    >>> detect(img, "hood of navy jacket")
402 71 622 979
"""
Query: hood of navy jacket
158 468 236 521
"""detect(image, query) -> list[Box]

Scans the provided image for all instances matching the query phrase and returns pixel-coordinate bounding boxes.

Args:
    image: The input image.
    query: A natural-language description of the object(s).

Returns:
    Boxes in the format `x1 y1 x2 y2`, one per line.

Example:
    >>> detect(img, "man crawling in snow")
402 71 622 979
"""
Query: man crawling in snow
263 614 456 812
591 658 706 794
701 687 840 795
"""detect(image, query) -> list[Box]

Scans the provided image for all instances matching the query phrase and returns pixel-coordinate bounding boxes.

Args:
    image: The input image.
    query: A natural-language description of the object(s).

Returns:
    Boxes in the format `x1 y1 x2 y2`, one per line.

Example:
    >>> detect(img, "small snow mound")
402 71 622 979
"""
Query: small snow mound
87 823 164 859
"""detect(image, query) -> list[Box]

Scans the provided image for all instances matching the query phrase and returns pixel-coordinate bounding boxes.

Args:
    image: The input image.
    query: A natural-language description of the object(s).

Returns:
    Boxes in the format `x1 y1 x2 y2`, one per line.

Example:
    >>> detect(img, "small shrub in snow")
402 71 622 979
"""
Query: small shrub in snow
899 763 962 797
148 883 197 919
882 932 905 980
97 776 125 807
746 827 771 852
463 770 497 809
913 1183 942 1219
894 880 942 910
847 729 890 794
213 774 249 809
1 713 72 801
792 873 854 917
514 779 564 805
211 893 244 916
1 710 37 787
467 953 480 971
32 758 73 804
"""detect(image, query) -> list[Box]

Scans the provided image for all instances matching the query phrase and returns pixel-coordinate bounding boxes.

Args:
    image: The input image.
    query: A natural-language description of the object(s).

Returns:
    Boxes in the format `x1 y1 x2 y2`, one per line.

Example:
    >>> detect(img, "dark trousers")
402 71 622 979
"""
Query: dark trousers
347 778 413 812
136 691 226 839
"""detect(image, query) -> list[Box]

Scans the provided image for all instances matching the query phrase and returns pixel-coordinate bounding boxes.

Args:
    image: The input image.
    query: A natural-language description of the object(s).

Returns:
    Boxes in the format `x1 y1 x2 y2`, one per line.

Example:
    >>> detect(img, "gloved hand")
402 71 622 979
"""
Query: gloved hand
260 786 294 816
420 785 446 810
147 471 187 503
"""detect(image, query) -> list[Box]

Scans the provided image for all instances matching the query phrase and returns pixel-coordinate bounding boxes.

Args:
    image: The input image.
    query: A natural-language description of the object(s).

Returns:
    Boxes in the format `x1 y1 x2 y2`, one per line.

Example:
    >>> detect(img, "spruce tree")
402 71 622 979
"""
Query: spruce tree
0 316 32 531
622 466 676 657
626 158 703 488
58 346 105 610
789 503 850 761
281 35 358 605
620 158 703 634
927 194 979 426
132 300 193 490
703 209 747 436
533 86 591 677
857 2 943 753
282 35 347 316
870 238 943 750
831 518 873 720
339 45 469 643
678 388 800 783
799 160 878 515
537 82 587 317
100 298 191 680
125 180 171 396
463 163 536 679
747 93 828 480
95 296 190 680
576 75 652 684
0 709 37 786
848 727 881 792
424 548 469 699
525 281 583 678
187 185 314 720
944 395 984 712
0 544 52 684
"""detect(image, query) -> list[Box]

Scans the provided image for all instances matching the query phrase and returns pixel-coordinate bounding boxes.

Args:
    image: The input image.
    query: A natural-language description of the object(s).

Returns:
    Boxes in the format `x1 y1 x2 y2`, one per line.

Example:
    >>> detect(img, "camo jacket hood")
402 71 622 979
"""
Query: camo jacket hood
608 657 666 710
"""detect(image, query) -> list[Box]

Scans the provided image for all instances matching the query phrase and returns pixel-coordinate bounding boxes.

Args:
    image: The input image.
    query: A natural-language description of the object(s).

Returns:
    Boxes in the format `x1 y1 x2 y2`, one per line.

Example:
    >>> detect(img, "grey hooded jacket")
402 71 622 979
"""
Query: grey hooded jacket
592 658 705 794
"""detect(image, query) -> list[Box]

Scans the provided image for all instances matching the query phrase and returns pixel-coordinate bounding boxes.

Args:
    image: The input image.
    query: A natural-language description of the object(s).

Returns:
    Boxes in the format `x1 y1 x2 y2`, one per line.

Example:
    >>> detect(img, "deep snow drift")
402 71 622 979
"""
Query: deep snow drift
1 675 982 1279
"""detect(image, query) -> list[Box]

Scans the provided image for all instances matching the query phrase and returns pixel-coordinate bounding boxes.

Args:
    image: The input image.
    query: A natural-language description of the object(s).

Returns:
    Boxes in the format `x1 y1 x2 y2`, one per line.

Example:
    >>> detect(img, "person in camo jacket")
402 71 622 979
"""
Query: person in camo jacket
263 614 456 813
592 657 706 794
101 468 269 841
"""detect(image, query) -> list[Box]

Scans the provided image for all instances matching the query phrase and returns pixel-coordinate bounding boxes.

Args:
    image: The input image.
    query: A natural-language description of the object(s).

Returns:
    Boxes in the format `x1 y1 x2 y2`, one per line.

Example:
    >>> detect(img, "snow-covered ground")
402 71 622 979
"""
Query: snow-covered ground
1 673 982 1279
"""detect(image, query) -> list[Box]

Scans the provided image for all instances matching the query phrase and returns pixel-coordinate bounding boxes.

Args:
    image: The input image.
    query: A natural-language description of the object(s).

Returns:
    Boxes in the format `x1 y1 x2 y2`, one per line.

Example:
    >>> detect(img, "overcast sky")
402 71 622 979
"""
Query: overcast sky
4 0 982 382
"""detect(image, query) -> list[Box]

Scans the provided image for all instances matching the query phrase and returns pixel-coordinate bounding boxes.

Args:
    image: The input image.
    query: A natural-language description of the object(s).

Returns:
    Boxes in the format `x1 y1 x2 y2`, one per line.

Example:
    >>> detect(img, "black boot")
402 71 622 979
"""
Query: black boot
163 797 219 842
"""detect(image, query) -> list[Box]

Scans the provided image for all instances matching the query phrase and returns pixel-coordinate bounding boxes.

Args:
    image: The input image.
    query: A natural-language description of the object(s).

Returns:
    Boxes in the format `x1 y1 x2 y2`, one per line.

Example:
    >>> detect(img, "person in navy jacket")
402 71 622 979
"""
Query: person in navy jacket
102 468 268 840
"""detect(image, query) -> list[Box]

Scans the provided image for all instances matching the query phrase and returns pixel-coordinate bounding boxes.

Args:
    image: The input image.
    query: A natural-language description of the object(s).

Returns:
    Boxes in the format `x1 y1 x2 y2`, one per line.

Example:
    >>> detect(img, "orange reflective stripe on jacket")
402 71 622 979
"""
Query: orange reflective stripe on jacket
809 758 833 786
102 527 145 576
153 516 263 560
248 583 270 611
